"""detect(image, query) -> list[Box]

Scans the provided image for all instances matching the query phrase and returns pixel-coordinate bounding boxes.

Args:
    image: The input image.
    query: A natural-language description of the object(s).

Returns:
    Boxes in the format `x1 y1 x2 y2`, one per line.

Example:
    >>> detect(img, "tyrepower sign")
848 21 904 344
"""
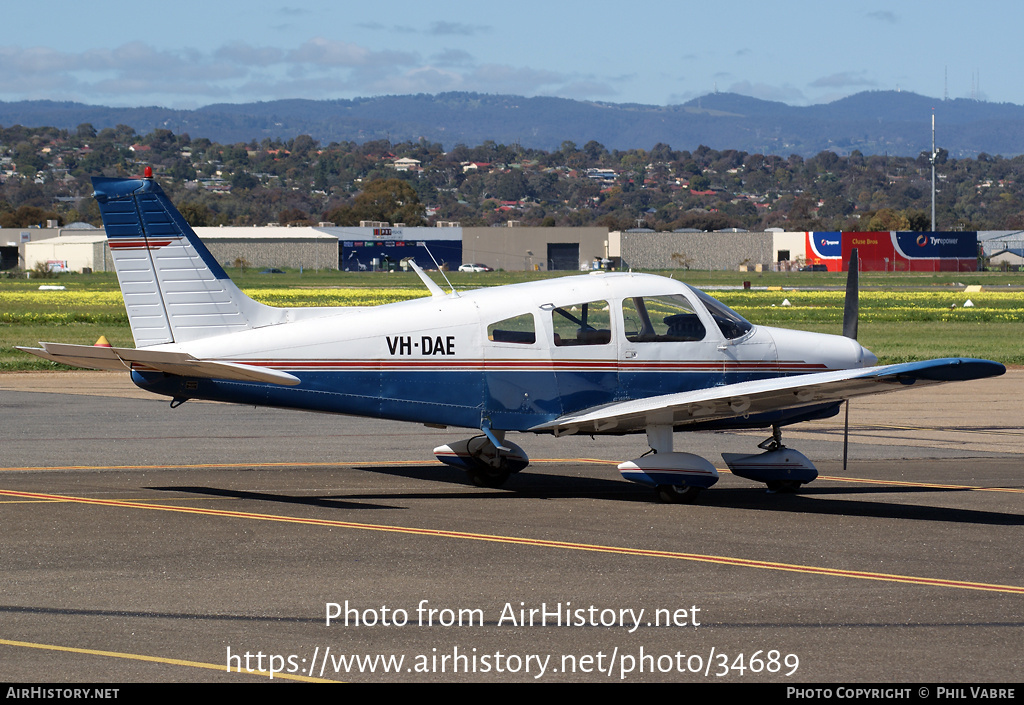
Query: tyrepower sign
841 232 977 272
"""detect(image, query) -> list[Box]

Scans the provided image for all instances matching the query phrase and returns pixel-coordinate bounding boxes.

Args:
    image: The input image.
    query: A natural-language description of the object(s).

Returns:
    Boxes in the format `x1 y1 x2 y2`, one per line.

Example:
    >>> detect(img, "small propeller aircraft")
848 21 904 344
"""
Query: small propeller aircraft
21 173 1006 502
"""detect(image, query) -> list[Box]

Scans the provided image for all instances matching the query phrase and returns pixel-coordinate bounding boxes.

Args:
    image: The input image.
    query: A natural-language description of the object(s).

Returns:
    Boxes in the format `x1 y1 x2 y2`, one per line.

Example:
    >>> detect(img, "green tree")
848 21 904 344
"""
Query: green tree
178 202 212 227
583 140 607 163
867 208 911 231
326 178 425 226
905 209 930 231
290 134 318 156
231 171 259 190
487 170 530 201
279 207 312 225
688 174 710 191
0 205 62 228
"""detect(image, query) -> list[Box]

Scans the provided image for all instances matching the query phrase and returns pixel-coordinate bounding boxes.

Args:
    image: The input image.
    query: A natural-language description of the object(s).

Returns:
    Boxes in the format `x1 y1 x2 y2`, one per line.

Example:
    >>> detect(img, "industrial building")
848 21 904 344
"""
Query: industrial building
462 226 611 271
616 230 980 272
17 226 338 273
193 227 338 271
12 223 614 274
325 225 462 272
7 224 985 275
24 233 111 272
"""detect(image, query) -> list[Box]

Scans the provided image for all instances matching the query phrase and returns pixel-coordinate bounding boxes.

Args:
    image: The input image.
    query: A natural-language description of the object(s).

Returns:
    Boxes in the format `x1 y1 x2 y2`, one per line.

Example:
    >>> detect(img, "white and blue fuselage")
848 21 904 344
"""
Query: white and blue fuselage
130 272 876 434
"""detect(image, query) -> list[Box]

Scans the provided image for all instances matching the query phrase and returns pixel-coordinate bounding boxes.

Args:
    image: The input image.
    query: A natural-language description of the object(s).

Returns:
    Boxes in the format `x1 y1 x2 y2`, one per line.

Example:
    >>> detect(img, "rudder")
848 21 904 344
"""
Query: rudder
94 175 279 347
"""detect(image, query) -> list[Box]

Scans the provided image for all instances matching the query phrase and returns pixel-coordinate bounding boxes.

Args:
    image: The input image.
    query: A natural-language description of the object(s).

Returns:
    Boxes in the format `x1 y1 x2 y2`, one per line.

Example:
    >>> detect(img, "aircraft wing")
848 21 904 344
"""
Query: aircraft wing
17 342 301 386
530 358 1005 435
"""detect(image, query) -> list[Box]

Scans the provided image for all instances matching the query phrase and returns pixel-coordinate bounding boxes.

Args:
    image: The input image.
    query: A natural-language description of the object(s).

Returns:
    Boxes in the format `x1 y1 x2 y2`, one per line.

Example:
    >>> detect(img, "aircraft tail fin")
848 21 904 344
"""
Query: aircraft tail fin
93 175 280 347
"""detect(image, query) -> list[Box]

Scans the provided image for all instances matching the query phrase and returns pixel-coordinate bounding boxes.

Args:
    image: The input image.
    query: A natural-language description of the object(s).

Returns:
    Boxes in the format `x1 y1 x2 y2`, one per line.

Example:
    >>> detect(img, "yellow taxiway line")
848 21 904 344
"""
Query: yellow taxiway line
1 487 1021 595
2 458 1021 495
0 637 336 682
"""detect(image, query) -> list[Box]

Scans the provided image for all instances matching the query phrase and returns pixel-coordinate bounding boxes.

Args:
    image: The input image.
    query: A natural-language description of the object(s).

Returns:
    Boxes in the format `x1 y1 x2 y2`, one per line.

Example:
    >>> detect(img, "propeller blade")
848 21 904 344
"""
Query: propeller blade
842 247 859 340
842 250 858 470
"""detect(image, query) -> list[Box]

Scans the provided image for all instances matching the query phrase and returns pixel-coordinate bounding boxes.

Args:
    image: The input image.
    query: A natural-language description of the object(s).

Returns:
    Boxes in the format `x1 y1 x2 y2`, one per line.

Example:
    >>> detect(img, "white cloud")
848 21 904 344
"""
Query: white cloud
866 10 898 23
288 38 373 67
215 42 285 67
430 49 475 67
809 71 878 89
428 21 490 36
287 37 416 69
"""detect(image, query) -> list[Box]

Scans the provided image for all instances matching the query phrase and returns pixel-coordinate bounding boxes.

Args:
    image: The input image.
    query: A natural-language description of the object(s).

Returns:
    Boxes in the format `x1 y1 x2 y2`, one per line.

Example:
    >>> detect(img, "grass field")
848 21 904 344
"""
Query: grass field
3 268 1023 369
13 266 1024 291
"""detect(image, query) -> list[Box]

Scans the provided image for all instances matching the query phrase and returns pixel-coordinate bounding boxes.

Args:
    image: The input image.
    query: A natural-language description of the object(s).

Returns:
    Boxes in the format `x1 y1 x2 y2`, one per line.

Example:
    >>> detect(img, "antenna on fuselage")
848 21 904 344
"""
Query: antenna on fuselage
408 260 446 298
423 243 458 296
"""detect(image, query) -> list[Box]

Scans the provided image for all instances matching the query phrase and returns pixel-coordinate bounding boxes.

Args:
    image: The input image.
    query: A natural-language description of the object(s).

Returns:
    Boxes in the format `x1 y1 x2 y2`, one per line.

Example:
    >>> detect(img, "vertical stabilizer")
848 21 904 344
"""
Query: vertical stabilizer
93 176 279 347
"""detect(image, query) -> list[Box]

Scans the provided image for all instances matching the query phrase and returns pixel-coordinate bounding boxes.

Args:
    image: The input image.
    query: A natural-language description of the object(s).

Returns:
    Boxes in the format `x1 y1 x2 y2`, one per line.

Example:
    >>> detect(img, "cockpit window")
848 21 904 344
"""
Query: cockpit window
487 313 536 344
550 300 612 346
691 288 754 340
622 295 706 342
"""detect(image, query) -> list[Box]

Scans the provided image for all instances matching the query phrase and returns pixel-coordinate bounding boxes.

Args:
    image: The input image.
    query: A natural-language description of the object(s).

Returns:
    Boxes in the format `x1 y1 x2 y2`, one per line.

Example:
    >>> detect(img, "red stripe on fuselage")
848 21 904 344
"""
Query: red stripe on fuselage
214 359 827 374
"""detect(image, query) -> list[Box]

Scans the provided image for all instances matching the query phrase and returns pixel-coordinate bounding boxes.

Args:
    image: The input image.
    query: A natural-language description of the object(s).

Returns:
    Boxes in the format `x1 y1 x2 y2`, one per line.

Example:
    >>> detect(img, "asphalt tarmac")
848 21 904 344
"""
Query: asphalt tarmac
1 371 1021 683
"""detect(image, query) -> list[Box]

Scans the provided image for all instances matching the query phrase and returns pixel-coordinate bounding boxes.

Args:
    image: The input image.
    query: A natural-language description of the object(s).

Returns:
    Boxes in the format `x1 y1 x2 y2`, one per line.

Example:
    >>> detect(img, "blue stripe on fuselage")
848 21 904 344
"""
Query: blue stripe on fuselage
131 367 817 431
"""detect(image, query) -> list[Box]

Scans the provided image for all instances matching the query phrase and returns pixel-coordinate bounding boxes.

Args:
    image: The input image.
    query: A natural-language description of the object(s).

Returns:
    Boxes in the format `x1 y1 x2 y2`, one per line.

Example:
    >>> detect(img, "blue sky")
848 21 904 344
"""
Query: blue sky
2 1 1019 109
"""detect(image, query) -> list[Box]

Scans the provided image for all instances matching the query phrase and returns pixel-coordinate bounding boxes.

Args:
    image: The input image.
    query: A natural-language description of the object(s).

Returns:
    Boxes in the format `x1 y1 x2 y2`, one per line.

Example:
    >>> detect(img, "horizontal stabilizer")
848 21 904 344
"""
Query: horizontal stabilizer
531 358 1005 435
17 342 300 386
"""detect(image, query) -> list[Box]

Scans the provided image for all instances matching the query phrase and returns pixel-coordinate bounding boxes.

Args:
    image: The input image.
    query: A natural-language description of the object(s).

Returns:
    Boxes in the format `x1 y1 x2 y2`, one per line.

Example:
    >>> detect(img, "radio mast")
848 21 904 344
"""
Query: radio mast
929 113 938 232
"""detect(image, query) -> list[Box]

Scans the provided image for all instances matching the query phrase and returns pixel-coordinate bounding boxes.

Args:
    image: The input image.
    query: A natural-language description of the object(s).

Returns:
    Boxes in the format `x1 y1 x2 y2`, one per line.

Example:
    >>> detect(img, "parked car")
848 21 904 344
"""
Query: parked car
458 263 493 272
798 264 828 272
259 268 285 274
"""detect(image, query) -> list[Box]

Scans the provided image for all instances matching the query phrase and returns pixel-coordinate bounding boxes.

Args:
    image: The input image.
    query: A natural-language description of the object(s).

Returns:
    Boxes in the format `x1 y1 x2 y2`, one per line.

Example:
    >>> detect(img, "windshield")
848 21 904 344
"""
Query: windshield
691 288 753 340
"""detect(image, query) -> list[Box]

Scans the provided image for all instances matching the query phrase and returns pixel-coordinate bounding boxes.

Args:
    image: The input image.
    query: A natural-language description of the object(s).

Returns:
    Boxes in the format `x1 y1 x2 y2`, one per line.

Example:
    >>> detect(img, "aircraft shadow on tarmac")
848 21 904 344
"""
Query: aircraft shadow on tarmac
148 484 411 510
150 464 1024 525
0 604 320 625
3 604 1022 631
704 485 1024 525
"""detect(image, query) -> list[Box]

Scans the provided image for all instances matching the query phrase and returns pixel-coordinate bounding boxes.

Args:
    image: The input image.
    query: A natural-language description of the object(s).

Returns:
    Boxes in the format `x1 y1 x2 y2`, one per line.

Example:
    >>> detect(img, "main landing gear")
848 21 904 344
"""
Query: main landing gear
655 484 704 504
721 425 819 494
617 424 720 504
433 432 529 488
620 424 820 502
433 423 819 502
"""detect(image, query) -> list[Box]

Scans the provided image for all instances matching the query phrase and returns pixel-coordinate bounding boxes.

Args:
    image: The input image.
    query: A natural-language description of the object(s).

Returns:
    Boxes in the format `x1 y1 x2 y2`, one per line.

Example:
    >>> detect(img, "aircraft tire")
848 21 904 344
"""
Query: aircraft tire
656 485 702 504
765 480 802 493
465 466 512 488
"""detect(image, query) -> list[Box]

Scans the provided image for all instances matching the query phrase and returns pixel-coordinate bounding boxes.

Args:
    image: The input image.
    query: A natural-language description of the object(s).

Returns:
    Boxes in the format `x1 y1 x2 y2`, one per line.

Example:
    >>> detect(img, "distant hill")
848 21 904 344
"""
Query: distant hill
2 91 1024 158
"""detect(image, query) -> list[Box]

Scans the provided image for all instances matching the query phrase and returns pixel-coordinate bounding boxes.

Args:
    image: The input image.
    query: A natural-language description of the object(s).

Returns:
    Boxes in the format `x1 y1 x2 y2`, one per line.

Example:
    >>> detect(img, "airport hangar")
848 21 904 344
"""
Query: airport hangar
9 224 980 274
13 223 615 273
